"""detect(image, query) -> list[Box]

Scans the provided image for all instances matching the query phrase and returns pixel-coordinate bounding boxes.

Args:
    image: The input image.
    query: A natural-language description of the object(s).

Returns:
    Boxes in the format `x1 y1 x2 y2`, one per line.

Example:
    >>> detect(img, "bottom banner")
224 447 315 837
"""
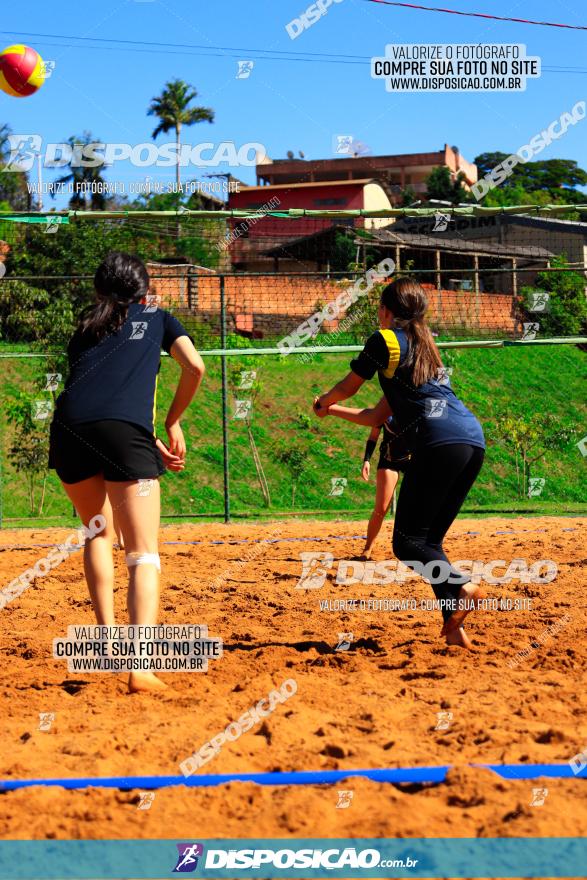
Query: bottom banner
0 838 586 878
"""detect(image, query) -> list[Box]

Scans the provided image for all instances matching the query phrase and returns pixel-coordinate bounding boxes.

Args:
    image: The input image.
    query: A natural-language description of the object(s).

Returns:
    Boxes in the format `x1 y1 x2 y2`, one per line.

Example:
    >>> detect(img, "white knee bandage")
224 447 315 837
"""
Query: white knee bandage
125 552 161 572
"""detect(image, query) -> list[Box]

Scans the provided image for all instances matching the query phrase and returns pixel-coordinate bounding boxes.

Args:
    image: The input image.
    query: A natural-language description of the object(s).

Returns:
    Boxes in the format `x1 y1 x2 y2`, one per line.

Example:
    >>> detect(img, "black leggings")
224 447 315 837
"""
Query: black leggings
392 444 485 622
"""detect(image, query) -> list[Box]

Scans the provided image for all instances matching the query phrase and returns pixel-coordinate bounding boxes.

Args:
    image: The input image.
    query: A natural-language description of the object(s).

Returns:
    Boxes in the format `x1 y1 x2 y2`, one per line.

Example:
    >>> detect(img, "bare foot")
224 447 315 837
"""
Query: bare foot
441 584 487 635
445 626 473 650
128 672 168 694
360 548 372 561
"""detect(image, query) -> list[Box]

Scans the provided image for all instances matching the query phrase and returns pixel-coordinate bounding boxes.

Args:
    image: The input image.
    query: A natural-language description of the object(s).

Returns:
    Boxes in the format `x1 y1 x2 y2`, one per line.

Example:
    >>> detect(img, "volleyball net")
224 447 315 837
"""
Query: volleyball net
1 204 587 348
0 206 585 524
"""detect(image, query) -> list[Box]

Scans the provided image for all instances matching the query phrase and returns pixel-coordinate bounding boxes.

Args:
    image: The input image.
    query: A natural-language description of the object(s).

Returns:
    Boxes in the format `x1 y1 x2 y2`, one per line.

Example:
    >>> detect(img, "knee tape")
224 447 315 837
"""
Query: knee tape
125 552 161 572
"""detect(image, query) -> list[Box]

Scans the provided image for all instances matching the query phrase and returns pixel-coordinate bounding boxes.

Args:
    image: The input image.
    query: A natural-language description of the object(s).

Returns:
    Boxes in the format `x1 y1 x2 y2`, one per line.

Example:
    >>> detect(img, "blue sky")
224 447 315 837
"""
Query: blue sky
1 0 586 207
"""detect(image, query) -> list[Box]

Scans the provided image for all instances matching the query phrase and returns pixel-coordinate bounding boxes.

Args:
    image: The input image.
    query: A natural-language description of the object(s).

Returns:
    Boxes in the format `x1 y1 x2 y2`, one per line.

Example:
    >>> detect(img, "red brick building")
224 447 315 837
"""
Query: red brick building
227 178 392 271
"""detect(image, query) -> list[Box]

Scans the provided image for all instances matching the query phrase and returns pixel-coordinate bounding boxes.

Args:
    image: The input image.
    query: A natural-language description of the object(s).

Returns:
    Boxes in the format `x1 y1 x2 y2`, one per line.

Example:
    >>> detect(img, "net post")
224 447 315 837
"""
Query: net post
220 274 231 524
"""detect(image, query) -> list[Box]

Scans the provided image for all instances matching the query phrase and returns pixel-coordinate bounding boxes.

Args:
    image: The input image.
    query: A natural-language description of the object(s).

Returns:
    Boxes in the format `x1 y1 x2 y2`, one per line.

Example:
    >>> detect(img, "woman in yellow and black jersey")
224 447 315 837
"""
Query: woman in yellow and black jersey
313 277 486 650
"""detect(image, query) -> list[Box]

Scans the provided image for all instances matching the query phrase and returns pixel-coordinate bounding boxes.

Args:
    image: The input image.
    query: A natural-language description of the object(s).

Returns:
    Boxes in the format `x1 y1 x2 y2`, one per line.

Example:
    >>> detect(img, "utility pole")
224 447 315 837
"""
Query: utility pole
36 152 43 212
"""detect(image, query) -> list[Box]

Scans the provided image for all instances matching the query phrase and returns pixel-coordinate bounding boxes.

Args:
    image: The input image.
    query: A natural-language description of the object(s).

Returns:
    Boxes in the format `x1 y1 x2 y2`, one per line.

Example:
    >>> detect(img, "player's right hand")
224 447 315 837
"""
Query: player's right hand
156 437 185 472
361 461 370 482
313 396 329 418
165 420 187 461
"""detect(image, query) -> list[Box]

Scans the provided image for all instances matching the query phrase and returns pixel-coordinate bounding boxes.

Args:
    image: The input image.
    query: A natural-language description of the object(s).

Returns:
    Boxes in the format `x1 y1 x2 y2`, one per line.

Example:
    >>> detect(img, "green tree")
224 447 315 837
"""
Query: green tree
426 166 469 205
522 255 587 336
399 186 418 207
474 152 509 179
5 391 52 514
0 123 31 211
331 230 357 272
493 414 577 498
481 183 553 209
275 443 306 506
128 189 223 266
52 132 109 210
228 360 271 507
7 218 162 301
148 80 214 199
474 152 587 204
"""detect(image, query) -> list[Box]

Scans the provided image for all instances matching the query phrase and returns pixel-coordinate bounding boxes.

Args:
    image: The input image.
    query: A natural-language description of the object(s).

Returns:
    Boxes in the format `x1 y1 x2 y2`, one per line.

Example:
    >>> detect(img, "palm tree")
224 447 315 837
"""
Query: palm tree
147 80 214 198
53 132 108 210
0 122 32 210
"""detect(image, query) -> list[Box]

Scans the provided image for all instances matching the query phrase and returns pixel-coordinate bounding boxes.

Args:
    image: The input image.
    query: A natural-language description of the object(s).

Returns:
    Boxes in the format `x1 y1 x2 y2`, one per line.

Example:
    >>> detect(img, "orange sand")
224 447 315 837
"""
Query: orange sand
0 516 585 842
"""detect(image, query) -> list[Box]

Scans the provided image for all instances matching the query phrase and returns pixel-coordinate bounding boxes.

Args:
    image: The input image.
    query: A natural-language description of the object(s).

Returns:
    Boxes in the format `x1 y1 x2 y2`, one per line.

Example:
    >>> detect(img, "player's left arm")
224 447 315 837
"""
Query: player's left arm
313 330 390 417
326 395 392 427
313 371 365 414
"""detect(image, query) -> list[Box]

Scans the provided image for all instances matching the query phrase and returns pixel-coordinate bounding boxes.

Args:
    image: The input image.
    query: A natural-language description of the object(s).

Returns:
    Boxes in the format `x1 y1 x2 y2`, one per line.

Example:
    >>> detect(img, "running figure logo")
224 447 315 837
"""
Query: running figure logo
528 477 546 498
137 791 155 810
335 135 354 154
238 370 257 390
530 787 549 807
425 399 448 419
432 211 450 233
336 790 354 809
333 135 370 156
236 60 254 79
522 322 539 341
434 711 453 731
296 552 334 589
33 400 53 420
436 366 453 386
44 217 60 235
173 843 204 873
329 477 347 496
40 60 56 79
4 134 41 171
130 322 148 340
527 291 550 312
38 712 55 731
335 632 354 652
233 399 252 420
45 373 62 391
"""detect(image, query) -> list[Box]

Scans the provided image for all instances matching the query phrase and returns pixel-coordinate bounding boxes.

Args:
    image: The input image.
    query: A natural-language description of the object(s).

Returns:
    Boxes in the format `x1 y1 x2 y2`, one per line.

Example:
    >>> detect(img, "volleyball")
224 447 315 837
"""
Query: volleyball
0 44 46 97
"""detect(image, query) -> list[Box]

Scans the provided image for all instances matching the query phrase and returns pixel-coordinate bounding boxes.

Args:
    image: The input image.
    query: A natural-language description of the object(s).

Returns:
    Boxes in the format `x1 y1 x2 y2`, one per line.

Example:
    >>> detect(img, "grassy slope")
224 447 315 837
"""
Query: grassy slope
0 344 586 526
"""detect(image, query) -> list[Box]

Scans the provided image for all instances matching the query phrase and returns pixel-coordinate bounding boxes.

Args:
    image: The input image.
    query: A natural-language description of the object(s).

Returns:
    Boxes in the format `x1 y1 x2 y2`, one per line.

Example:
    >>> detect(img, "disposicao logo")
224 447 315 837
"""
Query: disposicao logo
173 843 204 873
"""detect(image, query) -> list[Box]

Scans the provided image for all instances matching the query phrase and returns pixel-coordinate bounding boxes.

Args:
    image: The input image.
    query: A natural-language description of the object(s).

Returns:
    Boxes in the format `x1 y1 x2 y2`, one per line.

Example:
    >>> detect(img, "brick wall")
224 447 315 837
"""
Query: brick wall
147 267 516 337
421 283 516 332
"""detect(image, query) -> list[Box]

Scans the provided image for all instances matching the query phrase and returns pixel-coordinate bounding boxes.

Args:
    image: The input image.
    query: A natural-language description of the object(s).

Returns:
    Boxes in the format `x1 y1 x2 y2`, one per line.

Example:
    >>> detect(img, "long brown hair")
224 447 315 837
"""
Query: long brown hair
380 277 442 386
78 252 149 342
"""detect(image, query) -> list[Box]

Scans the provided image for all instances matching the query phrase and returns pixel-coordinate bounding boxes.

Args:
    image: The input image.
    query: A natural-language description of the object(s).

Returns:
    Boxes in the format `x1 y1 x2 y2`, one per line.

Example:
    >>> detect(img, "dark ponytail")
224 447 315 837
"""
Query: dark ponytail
78 252 150 341
380 277 442 386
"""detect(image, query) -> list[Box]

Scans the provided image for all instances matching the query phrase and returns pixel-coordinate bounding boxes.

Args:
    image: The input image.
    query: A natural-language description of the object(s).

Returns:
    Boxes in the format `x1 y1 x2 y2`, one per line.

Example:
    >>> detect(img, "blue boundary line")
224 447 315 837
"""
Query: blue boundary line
0 764 584 792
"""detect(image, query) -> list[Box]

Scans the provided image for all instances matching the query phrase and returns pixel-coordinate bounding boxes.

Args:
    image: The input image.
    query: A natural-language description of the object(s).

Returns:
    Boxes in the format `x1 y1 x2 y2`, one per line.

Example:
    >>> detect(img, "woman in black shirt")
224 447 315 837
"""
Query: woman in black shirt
49 252 205 692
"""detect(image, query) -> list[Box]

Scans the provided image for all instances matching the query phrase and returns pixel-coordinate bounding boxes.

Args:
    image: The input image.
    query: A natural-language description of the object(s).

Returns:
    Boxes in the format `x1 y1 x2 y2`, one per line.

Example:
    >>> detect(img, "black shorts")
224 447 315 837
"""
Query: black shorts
377 451 410 473
377 435 410 473
49 418 165 484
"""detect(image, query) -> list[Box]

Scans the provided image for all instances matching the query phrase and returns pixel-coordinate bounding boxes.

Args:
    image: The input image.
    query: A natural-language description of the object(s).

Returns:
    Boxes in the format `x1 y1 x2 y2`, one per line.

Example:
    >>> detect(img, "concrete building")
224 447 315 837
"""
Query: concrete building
255 144 478 200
